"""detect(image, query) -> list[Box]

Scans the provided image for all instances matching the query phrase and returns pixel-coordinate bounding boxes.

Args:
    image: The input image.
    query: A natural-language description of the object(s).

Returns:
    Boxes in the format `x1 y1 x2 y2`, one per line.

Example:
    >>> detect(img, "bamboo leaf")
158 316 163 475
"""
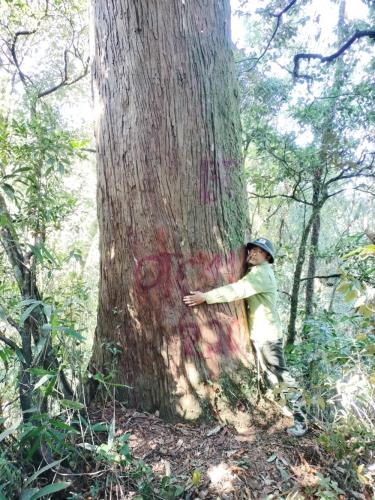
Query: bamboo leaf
20 301 42 325
60 399 84 410
24 459 63 487
0 421 20 442
33 374 54 391
21 482 71 500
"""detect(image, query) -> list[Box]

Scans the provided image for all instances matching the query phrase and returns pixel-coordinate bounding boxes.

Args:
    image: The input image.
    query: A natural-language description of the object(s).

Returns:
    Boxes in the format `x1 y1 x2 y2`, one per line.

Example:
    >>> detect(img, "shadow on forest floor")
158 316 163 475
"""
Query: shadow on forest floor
83 399 367 499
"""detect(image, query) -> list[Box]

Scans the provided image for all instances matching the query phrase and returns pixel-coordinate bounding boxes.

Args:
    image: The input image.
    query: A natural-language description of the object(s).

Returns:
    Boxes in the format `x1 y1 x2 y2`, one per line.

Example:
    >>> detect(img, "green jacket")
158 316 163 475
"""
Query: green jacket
202 261 283 343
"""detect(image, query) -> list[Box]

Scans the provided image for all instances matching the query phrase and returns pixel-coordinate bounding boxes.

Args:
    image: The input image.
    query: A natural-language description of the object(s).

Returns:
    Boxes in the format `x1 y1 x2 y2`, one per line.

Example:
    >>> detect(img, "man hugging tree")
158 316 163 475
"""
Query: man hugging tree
183 237 308 437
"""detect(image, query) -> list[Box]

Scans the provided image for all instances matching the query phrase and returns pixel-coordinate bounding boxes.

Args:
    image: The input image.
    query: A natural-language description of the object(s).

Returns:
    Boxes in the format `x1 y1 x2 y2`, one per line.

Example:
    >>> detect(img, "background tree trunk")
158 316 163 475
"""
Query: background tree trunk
304 0 346 323
286 209 317 346
90 0 251 420
305 174 322 319
287 0 347 346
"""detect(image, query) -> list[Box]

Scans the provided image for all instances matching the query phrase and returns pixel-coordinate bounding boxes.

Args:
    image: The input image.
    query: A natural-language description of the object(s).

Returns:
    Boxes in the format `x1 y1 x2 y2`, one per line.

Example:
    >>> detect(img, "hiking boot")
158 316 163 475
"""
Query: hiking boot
286 420 308 437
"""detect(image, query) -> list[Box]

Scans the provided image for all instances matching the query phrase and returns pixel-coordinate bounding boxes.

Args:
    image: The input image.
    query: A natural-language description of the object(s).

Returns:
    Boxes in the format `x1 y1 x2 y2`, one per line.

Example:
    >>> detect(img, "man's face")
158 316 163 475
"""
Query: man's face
246 245 268 266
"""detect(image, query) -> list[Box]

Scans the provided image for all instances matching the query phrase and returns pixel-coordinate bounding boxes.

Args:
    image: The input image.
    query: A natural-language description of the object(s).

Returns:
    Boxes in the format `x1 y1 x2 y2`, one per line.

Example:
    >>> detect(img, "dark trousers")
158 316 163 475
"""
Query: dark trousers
253 339 306 423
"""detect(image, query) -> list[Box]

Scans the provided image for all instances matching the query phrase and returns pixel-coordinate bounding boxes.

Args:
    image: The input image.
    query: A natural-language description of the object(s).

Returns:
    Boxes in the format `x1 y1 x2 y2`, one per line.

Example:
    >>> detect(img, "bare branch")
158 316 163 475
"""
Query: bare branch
1 312 21 332
354 187 375 197
7 0 50 86
38 61 89 98
5 1 89 99
0 333 19 351
9 30 36 86
326 155 375 186
300 273 341 281
326 188 347 198
236 0 297 68
249 192 313 206
81 148 96 153
294 30 375 79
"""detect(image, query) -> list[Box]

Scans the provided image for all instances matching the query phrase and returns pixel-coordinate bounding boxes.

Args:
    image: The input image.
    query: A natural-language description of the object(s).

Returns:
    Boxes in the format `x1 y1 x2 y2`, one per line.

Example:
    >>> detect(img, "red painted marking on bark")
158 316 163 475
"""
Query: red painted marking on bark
155 226 169 252
134 253 173 297
178 313 202 358
134 245 246 298
133 239 248 358
178 311 246 358
205 317 244 357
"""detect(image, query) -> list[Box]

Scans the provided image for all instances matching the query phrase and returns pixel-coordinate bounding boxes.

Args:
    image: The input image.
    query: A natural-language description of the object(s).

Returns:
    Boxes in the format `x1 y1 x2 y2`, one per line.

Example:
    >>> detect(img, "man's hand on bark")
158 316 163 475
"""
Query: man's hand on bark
183 291 206 307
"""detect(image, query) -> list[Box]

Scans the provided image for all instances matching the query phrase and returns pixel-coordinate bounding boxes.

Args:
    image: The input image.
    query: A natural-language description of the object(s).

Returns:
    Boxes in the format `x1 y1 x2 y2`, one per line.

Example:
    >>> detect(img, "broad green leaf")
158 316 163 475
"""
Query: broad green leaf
56 326 85 342
336 281 350 293
20 488 38 500
0 214 9 226
90 422 109 432
267 453 277 462
192 469 201 486
48 419 79 433
317 396 326 410
174 485 185 496
24 459 63 487
0 421 20 442
21 482 71 500
43 304 52 321
358 304 375 317
2 183 15 199
19 299 42 307
20 301 42 325
28 368 56 376
60 399 85 410
33 374 55 391
344 289 357 303
15 347 26 364
34 337 47 356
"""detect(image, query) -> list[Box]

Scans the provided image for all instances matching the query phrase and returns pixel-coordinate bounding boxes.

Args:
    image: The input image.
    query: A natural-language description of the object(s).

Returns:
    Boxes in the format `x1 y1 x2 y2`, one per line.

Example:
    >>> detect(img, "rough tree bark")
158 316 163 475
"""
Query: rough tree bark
90 0 251 420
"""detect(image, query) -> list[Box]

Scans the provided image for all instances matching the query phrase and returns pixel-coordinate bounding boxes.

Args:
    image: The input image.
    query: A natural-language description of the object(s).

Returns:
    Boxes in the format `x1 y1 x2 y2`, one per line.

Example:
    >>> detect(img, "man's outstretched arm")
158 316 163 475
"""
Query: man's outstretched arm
183 266 269 307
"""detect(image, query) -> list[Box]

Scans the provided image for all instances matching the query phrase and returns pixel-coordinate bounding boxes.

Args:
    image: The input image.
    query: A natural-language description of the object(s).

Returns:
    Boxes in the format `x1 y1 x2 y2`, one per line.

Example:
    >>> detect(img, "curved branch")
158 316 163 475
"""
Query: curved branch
236 0 297 67
300 273 341 281
9 30 36 86
0 334 19 351
249 192 313 206
293 30 375 79
7 2 50 87
6 1 88 100
37 58 89 98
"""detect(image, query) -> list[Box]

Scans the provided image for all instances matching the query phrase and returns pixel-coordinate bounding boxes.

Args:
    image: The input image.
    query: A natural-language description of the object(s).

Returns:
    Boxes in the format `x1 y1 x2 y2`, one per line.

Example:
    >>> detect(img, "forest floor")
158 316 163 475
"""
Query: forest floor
83 400 371 499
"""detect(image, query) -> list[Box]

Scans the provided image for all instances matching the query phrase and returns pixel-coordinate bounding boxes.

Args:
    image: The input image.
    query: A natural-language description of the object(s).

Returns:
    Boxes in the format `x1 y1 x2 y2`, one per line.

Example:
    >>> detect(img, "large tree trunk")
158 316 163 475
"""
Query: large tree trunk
90 0 251 420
